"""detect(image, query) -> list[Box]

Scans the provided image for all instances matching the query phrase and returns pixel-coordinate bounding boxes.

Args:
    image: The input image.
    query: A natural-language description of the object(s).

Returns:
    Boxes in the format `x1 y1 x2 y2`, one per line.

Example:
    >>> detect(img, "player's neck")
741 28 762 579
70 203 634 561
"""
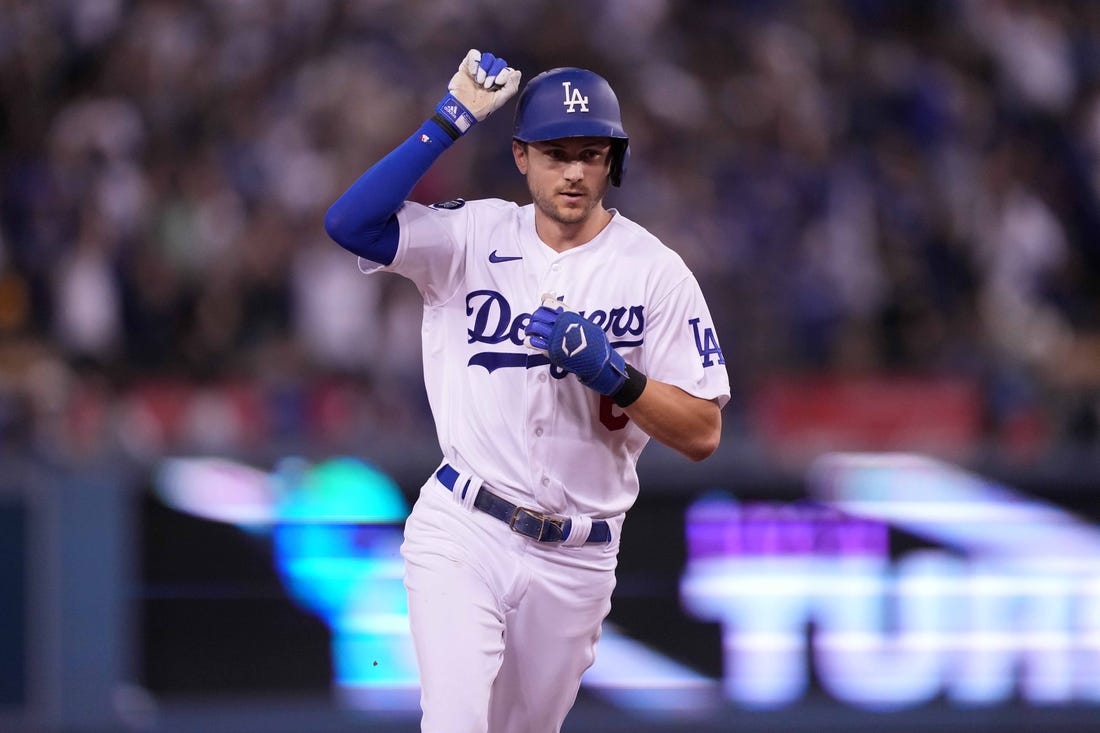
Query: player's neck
534 207 614 253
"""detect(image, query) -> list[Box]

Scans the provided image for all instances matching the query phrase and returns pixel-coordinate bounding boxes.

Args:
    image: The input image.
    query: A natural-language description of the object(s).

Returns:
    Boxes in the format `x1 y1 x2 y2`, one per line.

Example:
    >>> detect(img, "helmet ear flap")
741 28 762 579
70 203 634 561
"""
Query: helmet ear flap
610 139 629 187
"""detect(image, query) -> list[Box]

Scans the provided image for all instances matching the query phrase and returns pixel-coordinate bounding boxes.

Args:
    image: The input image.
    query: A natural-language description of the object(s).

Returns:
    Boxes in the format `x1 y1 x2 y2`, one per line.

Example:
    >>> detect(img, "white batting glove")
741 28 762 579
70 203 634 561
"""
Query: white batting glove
449 49 522 121
433 49 521 138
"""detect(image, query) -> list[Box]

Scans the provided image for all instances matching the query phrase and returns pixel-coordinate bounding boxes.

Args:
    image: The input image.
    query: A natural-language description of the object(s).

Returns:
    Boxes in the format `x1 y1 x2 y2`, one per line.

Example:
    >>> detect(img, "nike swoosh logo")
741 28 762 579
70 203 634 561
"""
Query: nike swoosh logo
489 250 523 263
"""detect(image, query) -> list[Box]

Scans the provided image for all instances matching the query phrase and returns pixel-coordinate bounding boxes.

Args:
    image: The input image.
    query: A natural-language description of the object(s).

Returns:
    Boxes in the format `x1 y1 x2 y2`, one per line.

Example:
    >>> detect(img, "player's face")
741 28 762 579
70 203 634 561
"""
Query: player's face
513 138 612 226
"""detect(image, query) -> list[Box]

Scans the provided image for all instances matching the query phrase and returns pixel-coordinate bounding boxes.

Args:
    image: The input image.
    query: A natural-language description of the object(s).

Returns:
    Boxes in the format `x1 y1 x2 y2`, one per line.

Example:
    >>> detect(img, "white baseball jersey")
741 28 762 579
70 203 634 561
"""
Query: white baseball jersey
360 197 730 522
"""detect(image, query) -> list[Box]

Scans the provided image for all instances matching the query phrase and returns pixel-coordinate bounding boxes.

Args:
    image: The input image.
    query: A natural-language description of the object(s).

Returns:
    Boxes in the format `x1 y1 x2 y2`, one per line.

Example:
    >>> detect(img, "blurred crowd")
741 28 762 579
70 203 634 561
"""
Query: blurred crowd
2 0 1100 468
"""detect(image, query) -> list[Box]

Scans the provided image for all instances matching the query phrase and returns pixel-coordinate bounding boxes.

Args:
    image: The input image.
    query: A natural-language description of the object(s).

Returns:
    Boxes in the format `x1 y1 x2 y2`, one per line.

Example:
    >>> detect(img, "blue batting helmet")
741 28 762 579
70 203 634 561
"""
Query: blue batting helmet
512 67 630 187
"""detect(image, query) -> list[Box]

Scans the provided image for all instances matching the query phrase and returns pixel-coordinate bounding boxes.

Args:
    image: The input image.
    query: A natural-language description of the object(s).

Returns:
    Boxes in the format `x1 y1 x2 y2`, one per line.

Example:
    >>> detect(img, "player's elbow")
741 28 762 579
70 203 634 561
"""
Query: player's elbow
681 411 722 462
683 430 721 462
323 199 370 249
664 398 722 462
324 202 353 246
324 205 399 265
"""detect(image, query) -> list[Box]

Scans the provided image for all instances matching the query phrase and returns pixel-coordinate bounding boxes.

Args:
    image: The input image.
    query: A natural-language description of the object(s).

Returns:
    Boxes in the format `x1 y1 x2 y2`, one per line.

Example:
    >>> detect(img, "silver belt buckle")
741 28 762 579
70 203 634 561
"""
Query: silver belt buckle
509 506 564 542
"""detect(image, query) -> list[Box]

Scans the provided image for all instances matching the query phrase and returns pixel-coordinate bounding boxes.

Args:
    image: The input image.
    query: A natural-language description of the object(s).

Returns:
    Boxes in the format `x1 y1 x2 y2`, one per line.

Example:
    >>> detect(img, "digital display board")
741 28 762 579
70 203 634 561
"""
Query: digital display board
140 453 1100 730
682 453 1100 710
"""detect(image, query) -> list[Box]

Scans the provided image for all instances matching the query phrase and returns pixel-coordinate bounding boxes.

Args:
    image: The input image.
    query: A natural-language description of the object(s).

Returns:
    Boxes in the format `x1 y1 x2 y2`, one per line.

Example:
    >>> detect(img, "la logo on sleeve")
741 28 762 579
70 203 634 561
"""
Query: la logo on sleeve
689 318 725 367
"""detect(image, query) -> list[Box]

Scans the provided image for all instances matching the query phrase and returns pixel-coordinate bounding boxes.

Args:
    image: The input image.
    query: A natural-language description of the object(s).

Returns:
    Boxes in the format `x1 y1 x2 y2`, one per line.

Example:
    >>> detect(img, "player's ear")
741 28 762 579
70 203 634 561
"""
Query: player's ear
512 139 529 175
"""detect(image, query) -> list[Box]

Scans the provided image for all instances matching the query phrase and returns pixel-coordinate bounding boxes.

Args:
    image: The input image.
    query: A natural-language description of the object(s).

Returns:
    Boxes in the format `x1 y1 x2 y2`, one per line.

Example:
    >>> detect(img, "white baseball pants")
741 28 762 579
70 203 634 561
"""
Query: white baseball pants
401 477 619 733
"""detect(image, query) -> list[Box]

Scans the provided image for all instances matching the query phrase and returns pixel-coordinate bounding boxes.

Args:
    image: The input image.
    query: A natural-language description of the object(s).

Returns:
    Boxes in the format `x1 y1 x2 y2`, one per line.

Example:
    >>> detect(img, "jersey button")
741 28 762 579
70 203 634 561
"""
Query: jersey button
541 476 550 486
538 373 547 383
535 427 544 437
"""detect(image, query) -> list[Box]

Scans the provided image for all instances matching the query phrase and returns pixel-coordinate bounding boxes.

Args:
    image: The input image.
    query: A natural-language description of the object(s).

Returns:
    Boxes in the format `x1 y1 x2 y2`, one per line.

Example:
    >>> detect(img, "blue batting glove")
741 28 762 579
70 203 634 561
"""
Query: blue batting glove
525 300 628 396
524 299 563 352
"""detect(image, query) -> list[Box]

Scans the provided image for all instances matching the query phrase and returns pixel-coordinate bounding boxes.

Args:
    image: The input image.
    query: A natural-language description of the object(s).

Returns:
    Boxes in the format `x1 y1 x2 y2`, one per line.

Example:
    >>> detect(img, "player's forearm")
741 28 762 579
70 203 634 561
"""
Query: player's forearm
622 379 722 462
324 119 455 264
326 53 520 265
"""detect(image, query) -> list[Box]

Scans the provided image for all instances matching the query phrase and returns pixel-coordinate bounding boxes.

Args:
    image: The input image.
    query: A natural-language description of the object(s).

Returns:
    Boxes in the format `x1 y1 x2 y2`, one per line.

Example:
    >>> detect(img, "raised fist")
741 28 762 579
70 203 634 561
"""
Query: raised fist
442 49 521 126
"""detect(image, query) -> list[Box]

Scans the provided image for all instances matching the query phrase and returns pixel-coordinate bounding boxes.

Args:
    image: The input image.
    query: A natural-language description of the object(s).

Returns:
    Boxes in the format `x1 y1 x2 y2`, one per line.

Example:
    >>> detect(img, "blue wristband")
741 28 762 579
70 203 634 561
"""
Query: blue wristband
432 94 477 140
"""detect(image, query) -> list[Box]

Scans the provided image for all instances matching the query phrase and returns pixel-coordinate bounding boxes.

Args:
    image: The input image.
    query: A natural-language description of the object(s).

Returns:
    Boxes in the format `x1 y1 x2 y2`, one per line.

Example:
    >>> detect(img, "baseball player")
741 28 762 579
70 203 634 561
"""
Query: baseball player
325 49 730 733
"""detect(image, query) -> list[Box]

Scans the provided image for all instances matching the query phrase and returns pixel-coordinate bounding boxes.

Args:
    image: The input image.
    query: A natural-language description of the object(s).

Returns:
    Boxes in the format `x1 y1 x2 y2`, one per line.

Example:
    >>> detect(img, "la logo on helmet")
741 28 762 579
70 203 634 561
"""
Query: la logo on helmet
561 81 589 113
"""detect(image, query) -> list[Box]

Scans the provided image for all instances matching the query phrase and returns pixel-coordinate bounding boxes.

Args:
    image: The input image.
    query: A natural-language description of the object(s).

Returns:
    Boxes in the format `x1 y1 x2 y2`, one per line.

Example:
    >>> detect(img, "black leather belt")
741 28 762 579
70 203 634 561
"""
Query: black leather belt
435 464 611 544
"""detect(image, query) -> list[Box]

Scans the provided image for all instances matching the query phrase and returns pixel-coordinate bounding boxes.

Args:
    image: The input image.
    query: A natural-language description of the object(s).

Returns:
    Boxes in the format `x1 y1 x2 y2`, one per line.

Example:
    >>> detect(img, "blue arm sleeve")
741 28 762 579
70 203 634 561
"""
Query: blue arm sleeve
324 119 457 265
